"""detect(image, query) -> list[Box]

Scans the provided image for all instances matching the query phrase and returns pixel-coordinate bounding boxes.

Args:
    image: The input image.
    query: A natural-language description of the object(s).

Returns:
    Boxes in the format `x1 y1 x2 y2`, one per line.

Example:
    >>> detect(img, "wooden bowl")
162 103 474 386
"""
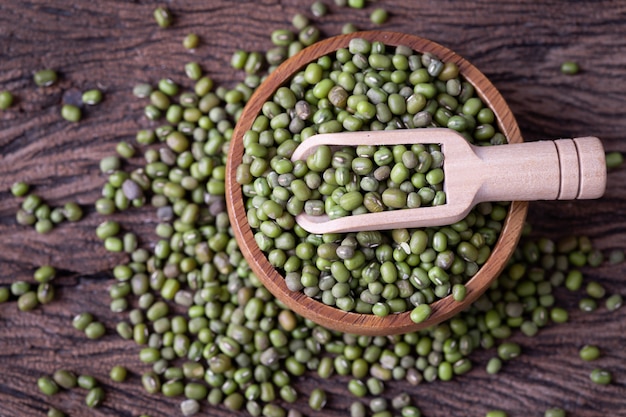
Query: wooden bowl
226 31 528 336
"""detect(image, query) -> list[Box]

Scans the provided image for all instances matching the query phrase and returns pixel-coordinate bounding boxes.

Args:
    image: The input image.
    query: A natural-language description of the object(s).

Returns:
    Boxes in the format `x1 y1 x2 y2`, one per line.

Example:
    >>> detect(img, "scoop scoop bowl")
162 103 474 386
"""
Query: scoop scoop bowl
225 31 606 335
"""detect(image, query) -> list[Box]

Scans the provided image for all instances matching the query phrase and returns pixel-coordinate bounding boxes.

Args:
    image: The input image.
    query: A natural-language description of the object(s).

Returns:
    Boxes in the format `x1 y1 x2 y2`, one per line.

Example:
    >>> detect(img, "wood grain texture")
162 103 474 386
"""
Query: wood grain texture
1 1 626 416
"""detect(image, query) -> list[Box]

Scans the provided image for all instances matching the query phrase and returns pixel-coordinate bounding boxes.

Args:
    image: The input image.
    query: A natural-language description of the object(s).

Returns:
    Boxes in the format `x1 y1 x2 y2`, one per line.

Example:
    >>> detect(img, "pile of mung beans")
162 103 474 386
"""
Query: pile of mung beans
236 36 510 319
2 2 624 417
292 143 447 217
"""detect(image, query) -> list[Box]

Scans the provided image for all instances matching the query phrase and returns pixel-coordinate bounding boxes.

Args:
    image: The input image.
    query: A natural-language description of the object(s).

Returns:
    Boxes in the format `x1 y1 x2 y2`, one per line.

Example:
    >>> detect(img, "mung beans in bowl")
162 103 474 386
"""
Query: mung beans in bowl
226 31 527 336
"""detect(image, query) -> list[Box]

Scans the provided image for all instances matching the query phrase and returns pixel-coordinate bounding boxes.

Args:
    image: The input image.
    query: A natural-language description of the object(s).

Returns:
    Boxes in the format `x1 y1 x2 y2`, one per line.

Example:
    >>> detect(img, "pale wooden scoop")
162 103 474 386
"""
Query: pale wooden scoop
292 128 607 234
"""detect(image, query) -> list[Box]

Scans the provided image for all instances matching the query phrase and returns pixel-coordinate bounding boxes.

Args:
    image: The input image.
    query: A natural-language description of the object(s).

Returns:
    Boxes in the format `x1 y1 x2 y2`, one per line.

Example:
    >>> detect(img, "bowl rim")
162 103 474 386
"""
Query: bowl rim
226 30 528 336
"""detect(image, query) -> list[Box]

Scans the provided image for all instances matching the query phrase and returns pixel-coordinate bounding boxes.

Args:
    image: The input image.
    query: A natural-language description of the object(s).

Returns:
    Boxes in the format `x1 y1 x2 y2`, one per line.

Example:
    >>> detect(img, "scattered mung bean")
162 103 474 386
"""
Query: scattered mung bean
544 408 566 417
85 386 105 407
183 33 199 49
61 104 81 122
589 368 612 385
153 7 173 28
0 90 13 109
110 365 128 382
82 89 103 105
53 369 77 389
34 69 58 87
579 345 600 361
560 61 579 75
605 151 624 170
47 407 65 417
370 8 389 25
37 376 59 396
605 293 623 311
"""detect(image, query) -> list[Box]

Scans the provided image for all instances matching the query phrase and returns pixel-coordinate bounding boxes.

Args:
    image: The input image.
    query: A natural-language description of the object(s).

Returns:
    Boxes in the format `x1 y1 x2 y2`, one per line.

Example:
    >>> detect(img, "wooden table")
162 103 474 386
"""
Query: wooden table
1 1 625 416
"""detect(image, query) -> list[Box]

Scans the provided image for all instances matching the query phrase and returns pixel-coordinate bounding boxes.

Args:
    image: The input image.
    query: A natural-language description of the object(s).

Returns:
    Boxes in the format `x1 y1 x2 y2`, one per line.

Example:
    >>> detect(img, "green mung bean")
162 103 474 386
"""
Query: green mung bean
184 62 202 80
589 368 612 385
11 181 29 197
0 287 9 303
84 321 106 339
72 312 94 331
310 1 328 17
34 265 56 283
61 104 81 122
85 387 105 407
560 61 579 75
0 90 13 109
544 408 566 417
63 202 83 221
38 376 60 396
579 345 600 361
17 291 38 311
486 411 508 417
133 83 153 98
410 305 431 324
34 69 58 86
181 399 200 416
486 357 502 374
77 375 98 390
309 388 327 411
110 365 128 382
153 7 173 28
497 342 521 360
585 281 605 299
183 33 199 49
52 369 77 389
579 298 597 312
35 219 53 234
82 89 103 105
605 151 624 169
47 407 65 417
370 8 389 25
605 293 623 311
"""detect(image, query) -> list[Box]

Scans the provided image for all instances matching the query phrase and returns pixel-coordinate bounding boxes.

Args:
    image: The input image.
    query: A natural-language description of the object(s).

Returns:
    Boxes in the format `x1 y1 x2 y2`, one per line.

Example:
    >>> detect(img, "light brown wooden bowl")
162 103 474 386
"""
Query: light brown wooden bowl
226 31 528 336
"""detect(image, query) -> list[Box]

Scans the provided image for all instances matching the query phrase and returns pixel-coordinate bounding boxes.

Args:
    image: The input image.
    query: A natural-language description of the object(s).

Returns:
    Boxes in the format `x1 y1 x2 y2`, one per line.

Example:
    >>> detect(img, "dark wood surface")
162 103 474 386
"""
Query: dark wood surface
1 1 626 416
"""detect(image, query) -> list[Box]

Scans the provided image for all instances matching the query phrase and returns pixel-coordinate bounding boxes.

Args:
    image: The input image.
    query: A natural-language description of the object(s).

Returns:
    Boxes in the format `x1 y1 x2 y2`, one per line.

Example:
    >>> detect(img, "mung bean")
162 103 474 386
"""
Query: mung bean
544 408 566 417
183 33 199 49
579 345 600 361
589 368 612 385
309 388 327 411
34 69 58 87
153 7 173 28
370 8 389 25
47 408 65 417
61 104 81 122
84 321 106 339
37 376 60 396
53 369 77 389
605 151 624 169
110 365 128 382
0 90 13 109
560 61 579 75
606 294 623 311
82 89 103 105
85 387 105 407
486 411 508 417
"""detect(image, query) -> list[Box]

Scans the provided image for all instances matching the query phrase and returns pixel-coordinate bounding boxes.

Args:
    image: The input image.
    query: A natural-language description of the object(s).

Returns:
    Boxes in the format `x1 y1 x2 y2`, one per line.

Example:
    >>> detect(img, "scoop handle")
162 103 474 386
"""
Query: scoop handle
474 137 606 203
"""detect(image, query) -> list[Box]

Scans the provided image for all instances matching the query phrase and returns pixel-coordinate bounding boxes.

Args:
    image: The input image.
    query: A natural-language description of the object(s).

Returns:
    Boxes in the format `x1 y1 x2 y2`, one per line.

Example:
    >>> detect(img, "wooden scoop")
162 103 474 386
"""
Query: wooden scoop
291 128 607 234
